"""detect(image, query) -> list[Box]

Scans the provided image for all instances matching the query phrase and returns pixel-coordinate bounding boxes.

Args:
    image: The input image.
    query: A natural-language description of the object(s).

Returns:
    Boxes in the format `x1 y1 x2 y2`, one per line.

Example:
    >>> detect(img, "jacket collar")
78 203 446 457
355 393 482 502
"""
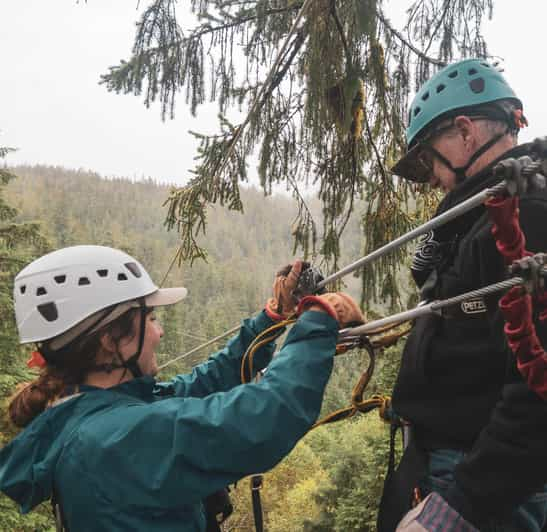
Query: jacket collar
79 375 157 400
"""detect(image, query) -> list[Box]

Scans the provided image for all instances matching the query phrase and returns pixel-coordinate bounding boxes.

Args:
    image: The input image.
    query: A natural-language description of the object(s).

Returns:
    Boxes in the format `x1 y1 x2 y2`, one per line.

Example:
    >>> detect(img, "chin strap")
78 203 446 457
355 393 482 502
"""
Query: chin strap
120 298 147 379
425 128 508 184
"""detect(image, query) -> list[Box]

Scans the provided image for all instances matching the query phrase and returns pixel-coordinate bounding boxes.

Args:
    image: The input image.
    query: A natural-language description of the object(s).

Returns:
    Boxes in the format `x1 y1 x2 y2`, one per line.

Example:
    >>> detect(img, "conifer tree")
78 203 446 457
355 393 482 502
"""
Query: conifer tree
102 0 493 306
0 149 48 386
0 152 52 529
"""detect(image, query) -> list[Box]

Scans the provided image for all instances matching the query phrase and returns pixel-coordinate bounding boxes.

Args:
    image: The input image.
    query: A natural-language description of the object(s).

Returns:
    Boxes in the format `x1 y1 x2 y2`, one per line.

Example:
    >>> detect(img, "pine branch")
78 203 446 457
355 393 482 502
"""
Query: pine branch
329 0 351 69
363 109 388 184
106 0 495 303
376 10 446 66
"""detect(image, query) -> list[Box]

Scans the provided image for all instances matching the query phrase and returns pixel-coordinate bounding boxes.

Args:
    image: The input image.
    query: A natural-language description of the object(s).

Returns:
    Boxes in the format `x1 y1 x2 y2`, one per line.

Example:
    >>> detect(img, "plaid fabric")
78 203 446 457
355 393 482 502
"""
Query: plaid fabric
415 493 478 532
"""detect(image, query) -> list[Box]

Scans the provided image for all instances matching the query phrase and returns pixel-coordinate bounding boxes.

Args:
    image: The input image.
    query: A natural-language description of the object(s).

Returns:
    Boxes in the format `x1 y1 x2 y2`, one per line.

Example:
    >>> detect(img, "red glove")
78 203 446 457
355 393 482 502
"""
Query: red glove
297 292 365 328
485 196 528 263
265 261 303 320
499 287 547 399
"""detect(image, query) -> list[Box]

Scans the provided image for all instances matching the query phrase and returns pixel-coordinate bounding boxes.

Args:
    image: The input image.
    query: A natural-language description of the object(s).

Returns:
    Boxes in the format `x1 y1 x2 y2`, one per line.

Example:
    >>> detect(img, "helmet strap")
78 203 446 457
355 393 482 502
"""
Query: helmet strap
425 128 508 184
91 298 147 378
119 298 147 379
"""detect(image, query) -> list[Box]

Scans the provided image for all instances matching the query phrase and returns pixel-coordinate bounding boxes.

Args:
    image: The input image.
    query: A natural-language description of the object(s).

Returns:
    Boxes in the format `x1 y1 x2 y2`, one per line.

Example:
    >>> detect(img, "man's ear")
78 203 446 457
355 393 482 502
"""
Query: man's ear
453 115 477 150
99 332 116 354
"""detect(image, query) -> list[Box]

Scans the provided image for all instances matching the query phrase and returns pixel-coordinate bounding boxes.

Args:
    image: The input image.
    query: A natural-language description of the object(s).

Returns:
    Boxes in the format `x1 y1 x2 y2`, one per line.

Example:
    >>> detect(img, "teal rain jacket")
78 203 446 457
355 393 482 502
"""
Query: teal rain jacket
0 310 338 531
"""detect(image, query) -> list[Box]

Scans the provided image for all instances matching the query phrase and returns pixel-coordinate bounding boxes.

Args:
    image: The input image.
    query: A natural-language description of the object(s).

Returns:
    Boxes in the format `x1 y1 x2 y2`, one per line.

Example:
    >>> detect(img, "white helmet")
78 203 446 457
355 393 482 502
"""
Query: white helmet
14 245 187 347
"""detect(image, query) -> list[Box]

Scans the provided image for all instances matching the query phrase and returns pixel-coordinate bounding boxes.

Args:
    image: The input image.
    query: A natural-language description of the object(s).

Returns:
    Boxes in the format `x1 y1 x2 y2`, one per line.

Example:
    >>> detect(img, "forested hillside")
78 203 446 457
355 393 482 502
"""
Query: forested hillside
1 165 404 530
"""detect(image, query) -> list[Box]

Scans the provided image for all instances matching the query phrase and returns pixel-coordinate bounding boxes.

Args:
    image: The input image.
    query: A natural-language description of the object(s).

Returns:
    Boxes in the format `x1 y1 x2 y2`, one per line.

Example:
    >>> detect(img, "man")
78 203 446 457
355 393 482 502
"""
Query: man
382 59 547 530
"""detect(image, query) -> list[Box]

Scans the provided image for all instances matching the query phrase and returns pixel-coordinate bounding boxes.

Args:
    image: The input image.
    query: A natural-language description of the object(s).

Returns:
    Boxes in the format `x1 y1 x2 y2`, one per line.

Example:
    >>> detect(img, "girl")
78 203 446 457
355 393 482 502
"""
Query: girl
0 245 362 531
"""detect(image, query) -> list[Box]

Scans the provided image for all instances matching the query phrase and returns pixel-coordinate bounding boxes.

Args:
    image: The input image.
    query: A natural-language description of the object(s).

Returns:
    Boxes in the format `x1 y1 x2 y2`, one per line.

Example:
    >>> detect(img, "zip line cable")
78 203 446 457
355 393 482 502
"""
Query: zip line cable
158 325 241 371
339 274 530 340
157 180 510 372
317 180 507 289
157 111 547 372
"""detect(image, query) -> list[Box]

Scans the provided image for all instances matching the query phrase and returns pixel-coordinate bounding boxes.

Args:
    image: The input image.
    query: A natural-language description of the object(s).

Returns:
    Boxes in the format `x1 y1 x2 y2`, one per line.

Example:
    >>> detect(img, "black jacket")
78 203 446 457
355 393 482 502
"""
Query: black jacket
392 144 547 525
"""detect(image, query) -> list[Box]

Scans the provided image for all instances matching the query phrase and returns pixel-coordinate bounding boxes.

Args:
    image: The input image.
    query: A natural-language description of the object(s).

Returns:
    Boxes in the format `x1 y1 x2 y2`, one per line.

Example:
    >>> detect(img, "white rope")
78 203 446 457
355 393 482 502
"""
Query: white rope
158 324 241 371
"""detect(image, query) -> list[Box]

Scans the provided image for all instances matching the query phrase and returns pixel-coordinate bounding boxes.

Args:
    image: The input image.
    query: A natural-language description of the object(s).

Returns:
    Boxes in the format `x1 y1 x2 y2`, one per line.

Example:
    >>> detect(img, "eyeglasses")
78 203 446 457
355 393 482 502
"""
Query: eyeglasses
416 149 434 175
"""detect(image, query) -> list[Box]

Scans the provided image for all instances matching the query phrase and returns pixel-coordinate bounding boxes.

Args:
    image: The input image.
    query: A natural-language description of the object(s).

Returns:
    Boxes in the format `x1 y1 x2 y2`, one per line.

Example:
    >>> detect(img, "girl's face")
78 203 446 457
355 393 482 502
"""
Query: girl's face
118 310 164 376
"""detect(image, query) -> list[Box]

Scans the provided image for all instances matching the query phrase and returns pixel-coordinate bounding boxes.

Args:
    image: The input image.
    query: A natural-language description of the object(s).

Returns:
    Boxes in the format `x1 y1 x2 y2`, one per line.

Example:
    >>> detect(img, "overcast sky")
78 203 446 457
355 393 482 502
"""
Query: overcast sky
1 1 546 185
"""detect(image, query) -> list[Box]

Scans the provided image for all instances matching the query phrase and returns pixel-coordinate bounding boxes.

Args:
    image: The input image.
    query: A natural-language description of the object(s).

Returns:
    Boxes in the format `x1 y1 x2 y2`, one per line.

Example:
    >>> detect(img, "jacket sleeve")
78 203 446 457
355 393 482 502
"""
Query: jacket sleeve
72 311 338 508
446 196 547 526
153 310 279 398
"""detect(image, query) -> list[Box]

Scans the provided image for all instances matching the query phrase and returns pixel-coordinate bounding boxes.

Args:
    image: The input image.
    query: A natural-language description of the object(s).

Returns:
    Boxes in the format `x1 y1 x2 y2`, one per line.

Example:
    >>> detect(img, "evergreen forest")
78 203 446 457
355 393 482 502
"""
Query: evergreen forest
0 164 405 530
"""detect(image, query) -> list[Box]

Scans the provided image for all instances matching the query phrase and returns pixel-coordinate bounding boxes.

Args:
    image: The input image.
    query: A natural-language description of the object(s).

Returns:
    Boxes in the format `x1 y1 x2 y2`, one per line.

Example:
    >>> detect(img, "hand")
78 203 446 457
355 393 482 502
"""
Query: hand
265 260 303 320
297 292 365 328
396 492 478 532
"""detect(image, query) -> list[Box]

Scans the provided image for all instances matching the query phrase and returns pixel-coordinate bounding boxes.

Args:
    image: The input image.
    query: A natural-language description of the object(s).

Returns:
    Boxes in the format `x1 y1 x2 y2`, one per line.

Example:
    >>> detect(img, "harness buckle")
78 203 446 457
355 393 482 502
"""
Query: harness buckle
251 475 263 491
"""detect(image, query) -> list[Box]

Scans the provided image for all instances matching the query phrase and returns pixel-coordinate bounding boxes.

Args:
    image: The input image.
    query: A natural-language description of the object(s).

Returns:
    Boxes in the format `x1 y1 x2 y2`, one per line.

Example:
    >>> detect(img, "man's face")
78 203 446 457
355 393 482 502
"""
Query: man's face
432 130 474 193
419 127 469 194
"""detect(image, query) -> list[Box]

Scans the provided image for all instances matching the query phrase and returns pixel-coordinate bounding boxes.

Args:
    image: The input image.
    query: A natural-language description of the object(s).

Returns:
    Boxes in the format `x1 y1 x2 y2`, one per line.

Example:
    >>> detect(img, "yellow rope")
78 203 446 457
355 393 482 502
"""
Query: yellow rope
313 321 410 429
240 318 295 383
240 316 411 429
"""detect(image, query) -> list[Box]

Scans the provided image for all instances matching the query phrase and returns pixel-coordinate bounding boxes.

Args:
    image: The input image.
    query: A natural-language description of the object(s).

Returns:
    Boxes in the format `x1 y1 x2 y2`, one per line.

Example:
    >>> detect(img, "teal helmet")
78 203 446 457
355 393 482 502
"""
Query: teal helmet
392 58 523 182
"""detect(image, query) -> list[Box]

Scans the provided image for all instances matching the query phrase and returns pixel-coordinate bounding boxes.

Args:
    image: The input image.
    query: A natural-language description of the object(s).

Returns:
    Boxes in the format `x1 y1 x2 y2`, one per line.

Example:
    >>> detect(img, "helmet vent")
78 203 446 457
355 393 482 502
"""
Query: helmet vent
20 285 26 295
124 262 142 278
481 62 490 68
436 83 446 93
54 275 66 284
468 67 478 76
78 277 91 286
448 70 458 79
421 91 430 101
117 273 128 281
36 287 47 296
97 269 108 278
37 302 58 322
469 77 485 94
413 106 421 117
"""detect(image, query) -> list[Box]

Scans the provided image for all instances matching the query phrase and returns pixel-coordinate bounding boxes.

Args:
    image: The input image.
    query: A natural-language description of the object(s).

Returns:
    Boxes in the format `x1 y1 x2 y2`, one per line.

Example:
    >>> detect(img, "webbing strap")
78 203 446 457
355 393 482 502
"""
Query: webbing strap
251 475 264 532
52 489 68 532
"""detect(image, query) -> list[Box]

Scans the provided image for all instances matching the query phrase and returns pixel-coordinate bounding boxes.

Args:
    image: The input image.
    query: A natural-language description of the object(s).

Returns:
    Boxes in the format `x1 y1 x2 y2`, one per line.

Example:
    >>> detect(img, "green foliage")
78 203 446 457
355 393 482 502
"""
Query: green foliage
102 0 493 305
0 152 52 530
0 157 48 370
